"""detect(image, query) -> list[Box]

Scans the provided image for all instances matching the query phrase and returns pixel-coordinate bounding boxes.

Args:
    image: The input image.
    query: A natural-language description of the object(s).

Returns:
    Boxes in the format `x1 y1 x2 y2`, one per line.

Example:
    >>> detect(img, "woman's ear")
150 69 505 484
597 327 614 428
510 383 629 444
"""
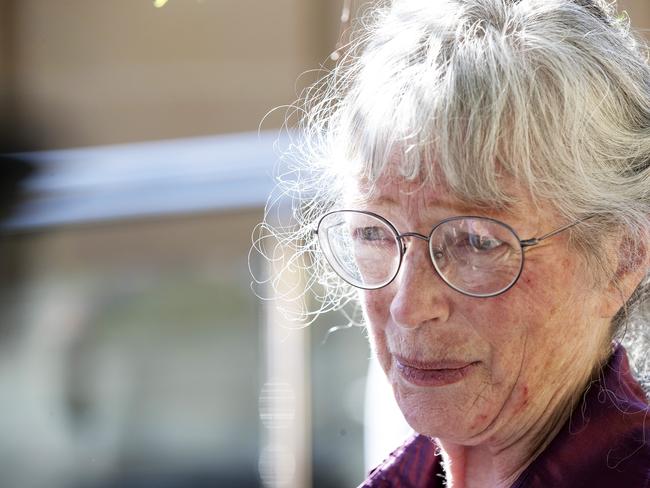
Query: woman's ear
599 234 648 319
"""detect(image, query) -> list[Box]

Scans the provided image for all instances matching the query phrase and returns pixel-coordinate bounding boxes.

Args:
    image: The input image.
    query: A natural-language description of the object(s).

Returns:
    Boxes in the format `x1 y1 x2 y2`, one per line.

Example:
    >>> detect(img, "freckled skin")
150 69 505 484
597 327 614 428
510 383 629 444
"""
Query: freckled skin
469 414 489 431
513 386 529 414
353 175 613 484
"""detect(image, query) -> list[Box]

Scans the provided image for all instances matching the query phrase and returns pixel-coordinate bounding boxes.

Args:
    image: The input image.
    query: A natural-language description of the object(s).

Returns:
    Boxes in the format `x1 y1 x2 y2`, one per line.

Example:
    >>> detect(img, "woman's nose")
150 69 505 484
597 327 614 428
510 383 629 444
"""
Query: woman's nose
389 241 451 328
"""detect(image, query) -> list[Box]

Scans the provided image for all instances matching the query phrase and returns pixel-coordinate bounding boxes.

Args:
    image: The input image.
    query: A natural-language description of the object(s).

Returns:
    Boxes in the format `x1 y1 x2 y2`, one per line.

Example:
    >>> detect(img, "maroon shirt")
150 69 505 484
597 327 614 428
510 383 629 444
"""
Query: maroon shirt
358 346 650 487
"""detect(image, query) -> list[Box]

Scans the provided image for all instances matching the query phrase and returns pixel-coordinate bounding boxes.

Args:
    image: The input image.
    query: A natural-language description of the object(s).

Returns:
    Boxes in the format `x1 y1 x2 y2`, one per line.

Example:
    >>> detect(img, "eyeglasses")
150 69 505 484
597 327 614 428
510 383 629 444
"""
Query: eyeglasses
313 210 589 298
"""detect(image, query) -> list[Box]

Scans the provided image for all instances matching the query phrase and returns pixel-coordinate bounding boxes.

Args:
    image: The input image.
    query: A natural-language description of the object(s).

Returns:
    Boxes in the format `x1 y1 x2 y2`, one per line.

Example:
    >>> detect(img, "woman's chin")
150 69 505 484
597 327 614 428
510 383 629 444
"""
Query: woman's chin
401 405 493 443
391 376 495 442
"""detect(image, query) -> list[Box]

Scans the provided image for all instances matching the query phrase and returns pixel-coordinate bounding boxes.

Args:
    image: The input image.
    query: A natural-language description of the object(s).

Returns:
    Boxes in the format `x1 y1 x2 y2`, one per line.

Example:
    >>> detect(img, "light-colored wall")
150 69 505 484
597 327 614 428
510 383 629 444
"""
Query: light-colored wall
8 0 337 148
622 0 650 29
4 0 650 149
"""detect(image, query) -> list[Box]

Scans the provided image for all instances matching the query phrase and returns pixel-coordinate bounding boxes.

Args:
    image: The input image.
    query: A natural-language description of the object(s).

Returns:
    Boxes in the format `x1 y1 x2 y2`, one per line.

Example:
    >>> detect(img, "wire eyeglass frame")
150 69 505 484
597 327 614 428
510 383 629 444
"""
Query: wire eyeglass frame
313 210 591 298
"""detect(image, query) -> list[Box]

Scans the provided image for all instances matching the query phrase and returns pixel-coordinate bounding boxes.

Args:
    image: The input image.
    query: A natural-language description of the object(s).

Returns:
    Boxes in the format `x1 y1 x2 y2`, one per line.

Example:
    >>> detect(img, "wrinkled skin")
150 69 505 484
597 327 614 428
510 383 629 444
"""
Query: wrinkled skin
350 175 616 486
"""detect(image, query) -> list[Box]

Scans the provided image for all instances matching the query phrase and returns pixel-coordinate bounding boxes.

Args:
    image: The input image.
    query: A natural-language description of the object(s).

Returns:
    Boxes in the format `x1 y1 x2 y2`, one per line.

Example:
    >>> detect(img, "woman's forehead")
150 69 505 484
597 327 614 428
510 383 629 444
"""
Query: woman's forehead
340 173 557 238
346 153 507 202
344 172 518 213
349 176 461 208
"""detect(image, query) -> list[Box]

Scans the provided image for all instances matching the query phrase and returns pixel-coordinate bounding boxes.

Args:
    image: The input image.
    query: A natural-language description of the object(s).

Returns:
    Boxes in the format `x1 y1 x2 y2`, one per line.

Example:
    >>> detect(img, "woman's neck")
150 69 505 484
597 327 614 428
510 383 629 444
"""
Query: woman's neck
437 403 569 488
436 348 612 488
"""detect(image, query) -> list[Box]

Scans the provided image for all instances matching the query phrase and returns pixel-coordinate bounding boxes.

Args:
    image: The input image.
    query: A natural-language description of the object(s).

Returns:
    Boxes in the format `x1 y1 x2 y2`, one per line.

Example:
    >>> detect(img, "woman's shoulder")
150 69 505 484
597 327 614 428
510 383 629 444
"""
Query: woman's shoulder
514 345 650 487
357 433 443 488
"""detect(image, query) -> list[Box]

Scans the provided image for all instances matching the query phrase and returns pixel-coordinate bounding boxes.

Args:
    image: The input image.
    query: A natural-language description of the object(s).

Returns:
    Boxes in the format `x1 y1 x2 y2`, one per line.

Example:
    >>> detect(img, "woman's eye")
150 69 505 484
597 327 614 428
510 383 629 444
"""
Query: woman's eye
467 233 503 251
353 226 390 242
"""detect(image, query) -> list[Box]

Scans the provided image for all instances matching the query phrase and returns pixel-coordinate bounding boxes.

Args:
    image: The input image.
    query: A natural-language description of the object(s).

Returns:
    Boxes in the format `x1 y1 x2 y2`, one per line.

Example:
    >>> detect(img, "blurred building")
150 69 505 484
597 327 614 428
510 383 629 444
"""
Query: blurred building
0 1 373 487
0 0 340 148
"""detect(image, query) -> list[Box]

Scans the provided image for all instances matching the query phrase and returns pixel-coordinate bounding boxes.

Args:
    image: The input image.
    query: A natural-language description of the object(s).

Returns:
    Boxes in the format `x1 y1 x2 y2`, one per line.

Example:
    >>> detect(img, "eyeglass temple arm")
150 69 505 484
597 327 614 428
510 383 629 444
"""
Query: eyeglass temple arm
520 215 594 248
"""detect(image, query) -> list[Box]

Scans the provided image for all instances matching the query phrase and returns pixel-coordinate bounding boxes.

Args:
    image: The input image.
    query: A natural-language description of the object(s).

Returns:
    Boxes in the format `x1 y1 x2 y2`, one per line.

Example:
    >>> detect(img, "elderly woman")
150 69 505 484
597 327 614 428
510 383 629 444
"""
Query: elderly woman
272 0 650 485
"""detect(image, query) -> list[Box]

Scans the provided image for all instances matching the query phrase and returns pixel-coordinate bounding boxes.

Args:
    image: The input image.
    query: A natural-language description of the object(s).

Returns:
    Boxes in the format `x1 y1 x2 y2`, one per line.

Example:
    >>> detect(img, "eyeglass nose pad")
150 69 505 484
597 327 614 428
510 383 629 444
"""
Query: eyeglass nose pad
430 247 444 261
395 234 407 254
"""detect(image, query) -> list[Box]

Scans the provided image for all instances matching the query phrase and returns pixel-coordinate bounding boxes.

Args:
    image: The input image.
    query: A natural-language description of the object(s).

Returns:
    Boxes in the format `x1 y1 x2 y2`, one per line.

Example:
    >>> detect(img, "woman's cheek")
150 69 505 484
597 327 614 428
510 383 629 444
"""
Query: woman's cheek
359 289 391 329
359 289 393 366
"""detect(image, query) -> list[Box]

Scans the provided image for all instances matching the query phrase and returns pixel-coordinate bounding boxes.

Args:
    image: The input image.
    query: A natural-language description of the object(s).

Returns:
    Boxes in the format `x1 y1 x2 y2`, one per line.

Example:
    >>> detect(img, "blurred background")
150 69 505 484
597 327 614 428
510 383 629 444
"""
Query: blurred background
0 1 648 487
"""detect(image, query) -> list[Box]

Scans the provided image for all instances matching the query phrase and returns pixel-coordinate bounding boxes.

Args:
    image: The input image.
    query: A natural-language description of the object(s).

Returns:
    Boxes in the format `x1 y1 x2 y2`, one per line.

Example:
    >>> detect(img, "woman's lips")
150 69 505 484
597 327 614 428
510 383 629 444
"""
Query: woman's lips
394 356 479 387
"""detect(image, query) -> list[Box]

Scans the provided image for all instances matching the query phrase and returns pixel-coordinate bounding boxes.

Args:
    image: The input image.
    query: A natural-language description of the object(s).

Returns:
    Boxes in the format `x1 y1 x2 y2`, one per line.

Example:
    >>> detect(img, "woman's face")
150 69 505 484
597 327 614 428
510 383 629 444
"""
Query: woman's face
353 175 611 447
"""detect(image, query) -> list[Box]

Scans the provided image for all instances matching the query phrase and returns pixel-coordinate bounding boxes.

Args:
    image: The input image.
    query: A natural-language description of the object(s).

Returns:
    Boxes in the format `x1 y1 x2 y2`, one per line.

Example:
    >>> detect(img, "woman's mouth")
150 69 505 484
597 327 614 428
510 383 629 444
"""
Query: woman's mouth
394 356 479 387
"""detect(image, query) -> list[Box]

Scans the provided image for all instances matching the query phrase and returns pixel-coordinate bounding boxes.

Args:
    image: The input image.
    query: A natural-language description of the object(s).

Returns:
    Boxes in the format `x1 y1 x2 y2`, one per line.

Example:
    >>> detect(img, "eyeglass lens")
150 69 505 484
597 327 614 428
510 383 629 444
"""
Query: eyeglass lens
317 211 524 297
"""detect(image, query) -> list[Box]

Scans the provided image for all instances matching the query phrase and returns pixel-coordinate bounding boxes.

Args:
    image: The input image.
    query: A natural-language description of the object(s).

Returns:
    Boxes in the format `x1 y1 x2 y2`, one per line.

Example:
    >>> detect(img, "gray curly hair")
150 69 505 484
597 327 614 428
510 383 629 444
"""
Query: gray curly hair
256 0 650 385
